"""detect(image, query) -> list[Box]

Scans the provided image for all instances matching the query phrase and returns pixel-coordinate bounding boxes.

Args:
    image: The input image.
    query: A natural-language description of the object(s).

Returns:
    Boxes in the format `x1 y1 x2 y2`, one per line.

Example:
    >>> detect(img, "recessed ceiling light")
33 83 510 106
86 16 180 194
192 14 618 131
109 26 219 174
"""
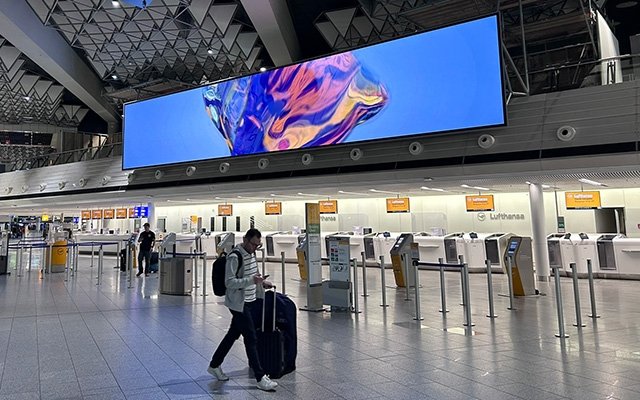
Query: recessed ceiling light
23 96 30 101
421 186 446 192
112 1 120 7
461 184 490 191
338 190 369 196
259 67 267 72
111 74 118 79
207 49 214 54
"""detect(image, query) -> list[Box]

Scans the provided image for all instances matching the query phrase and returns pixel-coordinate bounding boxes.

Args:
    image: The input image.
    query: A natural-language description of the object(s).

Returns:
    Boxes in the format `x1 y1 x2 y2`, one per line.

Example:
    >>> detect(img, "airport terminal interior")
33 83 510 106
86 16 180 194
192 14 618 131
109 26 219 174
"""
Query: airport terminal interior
1 0 640 399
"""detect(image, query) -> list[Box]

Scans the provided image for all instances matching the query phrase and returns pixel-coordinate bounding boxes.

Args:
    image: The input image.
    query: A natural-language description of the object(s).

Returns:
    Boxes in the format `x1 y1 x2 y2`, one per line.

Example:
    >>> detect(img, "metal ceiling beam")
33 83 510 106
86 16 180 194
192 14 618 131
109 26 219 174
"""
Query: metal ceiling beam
239 0 300 65
0 1 119 126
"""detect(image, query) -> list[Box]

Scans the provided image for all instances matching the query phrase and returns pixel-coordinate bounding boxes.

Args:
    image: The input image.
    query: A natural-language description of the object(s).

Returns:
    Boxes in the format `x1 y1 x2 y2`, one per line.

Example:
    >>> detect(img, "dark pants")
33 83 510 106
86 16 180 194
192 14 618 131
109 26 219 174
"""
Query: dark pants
210 301 264 382
138 249 151 274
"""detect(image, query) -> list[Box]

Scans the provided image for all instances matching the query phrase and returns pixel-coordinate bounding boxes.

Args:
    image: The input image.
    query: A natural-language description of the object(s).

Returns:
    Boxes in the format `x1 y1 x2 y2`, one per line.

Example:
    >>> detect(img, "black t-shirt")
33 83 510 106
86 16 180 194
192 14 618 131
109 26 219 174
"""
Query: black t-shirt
138 231 156 251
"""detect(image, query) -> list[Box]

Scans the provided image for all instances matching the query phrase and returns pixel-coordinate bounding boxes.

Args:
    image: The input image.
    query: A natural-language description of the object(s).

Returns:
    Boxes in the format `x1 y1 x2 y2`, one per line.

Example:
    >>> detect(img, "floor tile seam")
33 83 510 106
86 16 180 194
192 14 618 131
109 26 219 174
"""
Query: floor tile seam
0 317 14 386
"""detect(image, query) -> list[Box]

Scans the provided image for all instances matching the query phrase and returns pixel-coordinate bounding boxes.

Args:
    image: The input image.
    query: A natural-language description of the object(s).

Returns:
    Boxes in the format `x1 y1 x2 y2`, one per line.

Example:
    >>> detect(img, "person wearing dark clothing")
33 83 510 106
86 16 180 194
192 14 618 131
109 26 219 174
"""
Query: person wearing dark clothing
137 223 155 277
208 228 278 392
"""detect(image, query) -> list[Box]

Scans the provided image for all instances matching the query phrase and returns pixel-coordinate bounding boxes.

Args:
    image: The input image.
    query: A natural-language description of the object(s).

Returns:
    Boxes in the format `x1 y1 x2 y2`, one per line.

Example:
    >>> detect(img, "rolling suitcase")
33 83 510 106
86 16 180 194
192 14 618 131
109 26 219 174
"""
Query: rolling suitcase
256 287 286 379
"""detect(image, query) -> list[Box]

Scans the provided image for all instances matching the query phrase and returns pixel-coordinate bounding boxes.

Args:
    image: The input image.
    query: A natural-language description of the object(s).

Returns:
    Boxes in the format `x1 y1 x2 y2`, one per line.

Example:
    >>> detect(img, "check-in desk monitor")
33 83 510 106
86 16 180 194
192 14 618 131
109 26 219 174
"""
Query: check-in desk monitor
265 232 282 257
444 232 465 263
546 233 566 270
504 236 536 296
390 233 415 287
484 233 512 266
597 234 619 271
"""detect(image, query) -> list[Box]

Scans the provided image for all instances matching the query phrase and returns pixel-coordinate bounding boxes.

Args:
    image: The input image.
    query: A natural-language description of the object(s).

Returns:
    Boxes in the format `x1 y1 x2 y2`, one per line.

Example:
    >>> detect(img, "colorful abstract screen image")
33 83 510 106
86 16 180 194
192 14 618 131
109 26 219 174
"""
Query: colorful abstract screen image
123 15 504 169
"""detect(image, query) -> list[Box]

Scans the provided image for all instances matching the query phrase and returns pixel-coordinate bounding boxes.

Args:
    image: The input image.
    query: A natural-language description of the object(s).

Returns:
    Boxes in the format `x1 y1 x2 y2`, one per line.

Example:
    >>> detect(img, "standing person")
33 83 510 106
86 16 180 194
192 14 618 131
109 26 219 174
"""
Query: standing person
137 223 155 277
208 228 278 392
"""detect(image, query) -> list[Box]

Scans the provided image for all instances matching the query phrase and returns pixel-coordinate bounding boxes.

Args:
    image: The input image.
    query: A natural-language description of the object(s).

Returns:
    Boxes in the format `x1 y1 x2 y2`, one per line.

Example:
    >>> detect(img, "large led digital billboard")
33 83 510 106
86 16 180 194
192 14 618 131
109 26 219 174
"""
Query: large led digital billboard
123 15 504 170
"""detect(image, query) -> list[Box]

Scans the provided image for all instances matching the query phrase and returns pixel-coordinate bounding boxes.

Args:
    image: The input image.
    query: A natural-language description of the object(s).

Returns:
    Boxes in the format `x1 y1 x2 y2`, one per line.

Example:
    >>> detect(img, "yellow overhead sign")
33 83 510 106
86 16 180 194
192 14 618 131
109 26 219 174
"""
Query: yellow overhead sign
466 195 495 212
319 200 338 214
386 198 410 213
265 202 282 215
218 204 233 216
566 191 601 209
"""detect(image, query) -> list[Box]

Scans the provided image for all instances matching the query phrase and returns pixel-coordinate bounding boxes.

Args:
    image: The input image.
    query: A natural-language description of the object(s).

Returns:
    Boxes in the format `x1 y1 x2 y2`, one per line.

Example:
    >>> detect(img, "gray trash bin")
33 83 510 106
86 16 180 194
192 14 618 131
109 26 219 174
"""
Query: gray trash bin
159 257 193 295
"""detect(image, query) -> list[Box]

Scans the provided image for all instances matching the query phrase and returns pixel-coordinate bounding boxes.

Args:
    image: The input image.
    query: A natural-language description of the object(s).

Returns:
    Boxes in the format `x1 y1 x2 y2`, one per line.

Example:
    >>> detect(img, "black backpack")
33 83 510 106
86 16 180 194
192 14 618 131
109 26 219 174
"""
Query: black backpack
212 250 242 296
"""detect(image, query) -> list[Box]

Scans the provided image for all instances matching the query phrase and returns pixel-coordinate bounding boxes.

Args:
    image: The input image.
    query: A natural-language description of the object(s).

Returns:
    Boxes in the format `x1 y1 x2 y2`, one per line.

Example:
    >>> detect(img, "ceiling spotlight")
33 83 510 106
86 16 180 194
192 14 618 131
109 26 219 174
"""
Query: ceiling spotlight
259 67 267 72
111 74 118 79
207 49 214 54
112 1 120 7
23 96 30 101
578 178 607 187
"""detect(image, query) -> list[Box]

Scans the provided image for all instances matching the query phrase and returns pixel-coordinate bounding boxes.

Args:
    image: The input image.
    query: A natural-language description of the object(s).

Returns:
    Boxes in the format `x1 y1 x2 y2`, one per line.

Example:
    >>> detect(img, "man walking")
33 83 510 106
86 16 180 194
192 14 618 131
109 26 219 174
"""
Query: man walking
208 228 278 391
136 223 155 277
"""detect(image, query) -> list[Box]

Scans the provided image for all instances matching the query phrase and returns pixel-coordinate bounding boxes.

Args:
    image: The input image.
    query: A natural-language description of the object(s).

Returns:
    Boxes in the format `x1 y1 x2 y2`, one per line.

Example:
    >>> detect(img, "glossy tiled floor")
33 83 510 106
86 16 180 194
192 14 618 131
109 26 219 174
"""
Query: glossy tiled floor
1 252 640 400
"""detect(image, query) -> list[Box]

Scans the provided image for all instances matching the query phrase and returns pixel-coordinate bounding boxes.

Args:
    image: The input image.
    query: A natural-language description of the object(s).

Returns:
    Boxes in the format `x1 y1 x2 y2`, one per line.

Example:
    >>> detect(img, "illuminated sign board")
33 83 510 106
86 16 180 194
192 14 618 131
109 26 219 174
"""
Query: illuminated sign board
386 198 410 213
123 15 504 169
218 204 233 216
133 206 149 218
103 209 115 219
565 191 601 209
319 200 338 214
91 210 103 219
265 202 282 215
465 195 495 212
116 208 128 219
81 210 91 220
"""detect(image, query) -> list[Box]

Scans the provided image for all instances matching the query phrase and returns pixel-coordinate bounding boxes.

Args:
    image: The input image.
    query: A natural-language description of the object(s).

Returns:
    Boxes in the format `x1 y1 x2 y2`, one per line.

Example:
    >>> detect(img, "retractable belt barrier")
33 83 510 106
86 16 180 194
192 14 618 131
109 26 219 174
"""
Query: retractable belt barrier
422 258 473 332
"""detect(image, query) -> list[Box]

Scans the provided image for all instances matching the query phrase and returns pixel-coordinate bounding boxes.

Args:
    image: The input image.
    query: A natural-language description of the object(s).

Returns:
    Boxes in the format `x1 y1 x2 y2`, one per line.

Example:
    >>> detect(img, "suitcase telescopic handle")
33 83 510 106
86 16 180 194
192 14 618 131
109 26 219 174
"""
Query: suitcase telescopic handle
261 285 277 332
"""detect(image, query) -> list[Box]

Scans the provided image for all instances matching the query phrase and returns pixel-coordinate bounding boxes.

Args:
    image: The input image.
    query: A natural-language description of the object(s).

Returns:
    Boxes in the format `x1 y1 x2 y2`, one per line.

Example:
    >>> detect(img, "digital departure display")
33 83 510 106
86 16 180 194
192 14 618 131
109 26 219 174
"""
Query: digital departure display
123 15 505 170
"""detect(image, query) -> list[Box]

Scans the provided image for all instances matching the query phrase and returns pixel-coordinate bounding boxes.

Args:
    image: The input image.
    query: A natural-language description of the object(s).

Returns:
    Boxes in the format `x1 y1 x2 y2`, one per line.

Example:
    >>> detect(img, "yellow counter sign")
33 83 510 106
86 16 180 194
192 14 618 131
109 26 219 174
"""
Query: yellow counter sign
566 191 601 209
218 204 233 216
466 195 495 212
386 198 410 213
319 200 337 214
265 202 282 215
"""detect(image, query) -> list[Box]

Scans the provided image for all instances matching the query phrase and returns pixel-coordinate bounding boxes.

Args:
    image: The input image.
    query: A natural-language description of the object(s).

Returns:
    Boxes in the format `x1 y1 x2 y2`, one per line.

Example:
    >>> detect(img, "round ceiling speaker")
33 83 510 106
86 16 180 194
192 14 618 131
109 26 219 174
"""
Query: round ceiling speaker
409 141 423 155
349 148 363 161
101 175 111 185
557 125 576 142
219 162 230 174
477 134 495 149
186 166 196 176
78 177 87 187
258 158 269 170
301 153 313 166
154 170 164 180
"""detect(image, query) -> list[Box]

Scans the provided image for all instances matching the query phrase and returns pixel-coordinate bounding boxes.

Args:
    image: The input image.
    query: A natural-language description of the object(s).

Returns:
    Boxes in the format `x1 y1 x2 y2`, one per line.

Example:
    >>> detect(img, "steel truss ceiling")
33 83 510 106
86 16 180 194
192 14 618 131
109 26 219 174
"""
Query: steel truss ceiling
26 0 268 106
0 34 88 126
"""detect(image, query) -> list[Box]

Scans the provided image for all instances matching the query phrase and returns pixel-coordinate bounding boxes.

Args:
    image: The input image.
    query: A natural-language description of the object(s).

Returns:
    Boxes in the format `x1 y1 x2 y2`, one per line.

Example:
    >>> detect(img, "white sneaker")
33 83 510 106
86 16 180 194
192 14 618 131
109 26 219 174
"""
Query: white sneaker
207 366 229 381
256 375 278 391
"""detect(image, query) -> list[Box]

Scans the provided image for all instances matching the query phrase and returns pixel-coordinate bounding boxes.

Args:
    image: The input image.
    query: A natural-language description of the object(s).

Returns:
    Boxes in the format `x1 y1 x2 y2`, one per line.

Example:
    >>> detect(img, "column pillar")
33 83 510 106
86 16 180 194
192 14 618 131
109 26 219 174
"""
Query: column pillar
147 203 156 231
529 183 550 281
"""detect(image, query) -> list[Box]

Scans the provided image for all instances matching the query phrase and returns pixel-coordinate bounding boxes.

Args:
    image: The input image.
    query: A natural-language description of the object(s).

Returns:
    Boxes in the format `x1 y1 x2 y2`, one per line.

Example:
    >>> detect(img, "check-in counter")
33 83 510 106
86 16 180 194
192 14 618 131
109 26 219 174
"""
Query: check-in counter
413 234 445 264
323 232 376 265
462 232 499 272
611 236 640 279
443 232 466 264
270 232 305 262
74 233 131 255
372 232 402 266
557 233 603 277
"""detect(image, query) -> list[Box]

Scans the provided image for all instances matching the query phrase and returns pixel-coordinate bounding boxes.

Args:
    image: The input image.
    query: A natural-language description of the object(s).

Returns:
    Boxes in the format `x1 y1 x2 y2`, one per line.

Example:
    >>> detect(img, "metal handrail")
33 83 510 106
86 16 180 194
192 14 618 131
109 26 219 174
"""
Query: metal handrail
8 141 122 171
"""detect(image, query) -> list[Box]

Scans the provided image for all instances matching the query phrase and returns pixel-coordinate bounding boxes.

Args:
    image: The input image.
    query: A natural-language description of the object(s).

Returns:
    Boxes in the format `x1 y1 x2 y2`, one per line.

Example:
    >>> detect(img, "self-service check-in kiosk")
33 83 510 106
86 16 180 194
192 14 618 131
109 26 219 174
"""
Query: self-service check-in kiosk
597 234 620 273
484 233 513 272
610 235 640 278
296 235 308 280
557 233 603 277
547 233 567 273
159 233 194 296
444 232 465 263
390 233 418 287
412 233 445 265
504 236 536 296
215 232 235 255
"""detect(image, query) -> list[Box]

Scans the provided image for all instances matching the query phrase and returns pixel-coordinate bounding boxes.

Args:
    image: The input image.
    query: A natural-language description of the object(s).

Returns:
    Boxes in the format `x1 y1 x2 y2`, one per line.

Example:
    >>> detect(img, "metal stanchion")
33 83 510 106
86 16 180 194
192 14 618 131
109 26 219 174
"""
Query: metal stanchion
379 255 388 307
16 243 23 277
570 263 586 328
70 243 76 277
280 251 286 296
458 255 465 305
116 241 122 269
360 252 368 297
91 243 95 268
402 254 410 301
74 243 79 272
28 244 33 271
192 247 199 289
352 258 360 314
47 243 53 275
260 248 266 276
586 259 600 319
127 244 133 288
413 260 423 321
97 246 104 286
201 252 208 297
438 257 448 313
65 245 70 282
552 266 568 338
506 256 516 310
462 261 474 327
485 259 497 318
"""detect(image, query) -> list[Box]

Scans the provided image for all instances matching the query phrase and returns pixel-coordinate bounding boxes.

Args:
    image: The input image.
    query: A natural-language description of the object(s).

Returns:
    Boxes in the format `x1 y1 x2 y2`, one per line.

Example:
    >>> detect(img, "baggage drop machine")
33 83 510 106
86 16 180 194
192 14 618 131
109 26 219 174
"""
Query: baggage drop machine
484 233 514 273
444 232 466 264
504 236 536 296
389 233 419 287
296 235 308 280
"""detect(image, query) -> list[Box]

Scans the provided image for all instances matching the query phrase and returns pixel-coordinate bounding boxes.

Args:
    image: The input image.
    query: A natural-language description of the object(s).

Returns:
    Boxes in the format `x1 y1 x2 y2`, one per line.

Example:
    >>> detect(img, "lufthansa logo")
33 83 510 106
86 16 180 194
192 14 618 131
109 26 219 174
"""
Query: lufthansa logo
477 213 486 221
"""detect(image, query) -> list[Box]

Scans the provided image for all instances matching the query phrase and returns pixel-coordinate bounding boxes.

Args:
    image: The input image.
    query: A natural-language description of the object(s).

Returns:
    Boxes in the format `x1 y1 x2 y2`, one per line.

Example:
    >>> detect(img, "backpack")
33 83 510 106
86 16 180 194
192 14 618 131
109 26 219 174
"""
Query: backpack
212 250 242 296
